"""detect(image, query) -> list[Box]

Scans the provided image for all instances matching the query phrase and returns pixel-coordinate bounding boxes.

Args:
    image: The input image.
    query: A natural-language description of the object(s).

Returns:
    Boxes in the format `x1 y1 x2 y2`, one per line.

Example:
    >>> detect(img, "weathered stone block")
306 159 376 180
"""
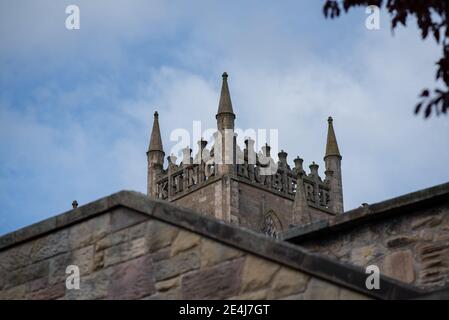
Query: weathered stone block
268 267 309 299
69 214 109 250
146 220 179 252
382 250 415 283
108 254 155 299
95 229 128 252
33 229 70 262
241 255 279 293
154 249 200 281
5 260 49 289
171 230 200 256
386 236 417 248
200 238 243 268
95 220 147 252
0 242 34 271
350 245 381 266
0 284 27 300
27 282 65 300
181 258 244 299
303 278 340 300
104 237 147 267
110 208 147 232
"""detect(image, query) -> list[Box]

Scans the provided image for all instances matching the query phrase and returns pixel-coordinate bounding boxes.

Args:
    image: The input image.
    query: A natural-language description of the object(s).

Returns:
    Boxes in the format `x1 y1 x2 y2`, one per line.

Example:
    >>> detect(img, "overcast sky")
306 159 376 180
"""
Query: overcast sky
1 0 448 235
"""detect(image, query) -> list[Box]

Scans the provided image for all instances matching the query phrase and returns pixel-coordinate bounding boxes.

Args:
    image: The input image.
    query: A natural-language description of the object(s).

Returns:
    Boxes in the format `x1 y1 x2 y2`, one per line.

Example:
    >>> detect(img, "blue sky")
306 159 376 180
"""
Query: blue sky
1 0 448 235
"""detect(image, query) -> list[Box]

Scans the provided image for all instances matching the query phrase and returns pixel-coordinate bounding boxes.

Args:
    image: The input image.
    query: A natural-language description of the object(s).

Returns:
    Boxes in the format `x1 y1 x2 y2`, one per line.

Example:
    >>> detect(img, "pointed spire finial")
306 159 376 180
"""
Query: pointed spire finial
216 72 234 116
148 110 164 153
325 115 341 159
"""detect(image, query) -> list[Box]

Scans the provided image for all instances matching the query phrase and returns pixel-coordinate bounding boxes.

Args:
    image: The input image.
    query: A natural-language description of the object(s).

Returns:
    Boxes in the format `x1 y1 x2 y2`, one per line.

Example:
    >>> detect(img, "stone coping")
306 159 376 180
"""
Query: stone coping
283 181 449 242
0 190 445 300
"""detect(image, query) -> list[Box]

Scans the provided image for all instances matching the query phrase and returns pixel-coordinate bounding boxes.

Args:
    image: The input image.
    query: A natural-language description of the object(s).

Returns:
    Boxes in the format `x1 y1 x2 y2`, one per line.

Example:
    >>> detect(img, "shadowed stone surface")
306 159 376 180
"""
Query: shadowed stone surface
181 258 244 299
286 182 449 289
171 230 201 256
303 278 340 300
241 256 280 293
268 267 310 299
28 282 65 300
147 220 179 252
0 189 446 300
200 238 243 267
108 254 155 299
154 249 201 281
382 250 415 284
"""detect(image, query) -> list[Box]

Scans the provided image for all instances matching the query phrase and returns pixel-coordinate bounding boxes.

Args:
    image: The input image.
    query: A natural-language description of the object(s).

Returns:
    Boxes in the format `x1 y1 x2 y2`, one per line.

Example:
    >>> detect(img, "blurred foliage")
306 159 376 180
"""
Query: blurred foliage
323 0 449 118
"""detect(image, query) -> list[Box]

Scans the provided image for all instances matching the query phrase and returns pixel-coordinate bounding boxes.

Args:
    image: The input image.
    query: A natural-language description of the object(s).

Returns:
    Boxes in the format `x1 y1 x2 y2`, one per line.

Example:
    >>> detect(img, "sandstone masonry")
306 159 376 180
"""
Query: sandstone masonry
0 191 436 300
284 182 449 290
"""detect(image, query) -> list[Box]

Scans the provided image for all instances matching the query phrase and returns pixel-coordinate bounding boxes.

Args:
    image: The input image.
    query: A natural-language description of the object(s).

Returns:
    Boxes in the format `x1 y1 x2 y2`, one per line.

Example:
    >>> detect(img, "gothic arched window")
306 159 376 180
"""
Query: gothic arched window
260 210 283 239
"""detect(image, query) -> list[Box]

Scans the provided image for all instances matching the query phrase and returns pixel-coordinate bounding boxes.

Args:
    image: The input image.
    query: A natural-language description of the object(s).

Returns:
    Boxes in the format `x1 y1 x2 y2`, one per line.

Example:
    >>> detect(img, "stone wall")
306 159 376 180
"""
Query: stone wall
172 179 222 219
173 175 333 236
0 205 369 300
237 181 293 232
299 201 449 289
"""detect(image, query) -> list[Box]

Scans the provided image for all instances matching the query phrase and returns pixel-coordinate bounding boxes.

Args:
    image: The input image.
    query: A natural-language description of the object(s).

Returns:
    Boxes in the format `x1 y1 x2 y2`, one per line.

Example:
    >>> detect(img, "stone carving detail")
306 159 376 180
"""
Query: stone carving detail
155 145 333 212
260 210 283 239
236 162 332 210
155 161 215 200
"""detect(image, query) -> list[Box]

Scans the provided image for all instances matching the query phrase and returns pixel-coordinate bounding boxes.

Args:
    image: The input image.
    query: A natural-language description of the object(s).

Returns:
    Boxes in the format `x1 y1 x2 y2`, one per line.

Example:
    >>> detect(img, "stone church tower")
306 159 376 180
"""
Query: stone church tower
147 73 344 236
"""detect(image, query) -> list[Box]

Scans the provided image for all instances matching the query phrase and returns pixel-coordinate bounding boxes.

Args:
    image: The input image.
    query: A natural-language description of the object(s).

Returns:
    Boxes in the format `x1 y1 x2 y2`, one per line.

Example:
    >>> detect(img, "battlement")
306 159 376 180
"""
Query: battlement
154 146 334 214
